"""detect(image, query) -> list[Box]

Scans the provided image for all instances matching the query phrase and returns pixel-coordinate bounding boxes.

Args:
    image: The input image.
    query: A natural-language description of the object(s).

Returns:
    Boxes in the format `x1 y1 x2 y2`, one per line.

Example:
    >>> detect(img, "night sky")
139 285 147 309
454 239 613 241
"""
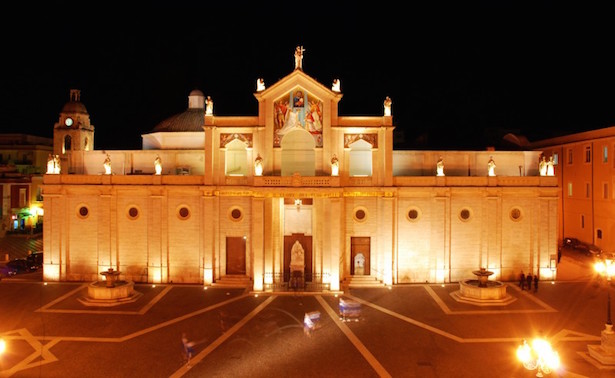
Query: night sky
2 2 615 151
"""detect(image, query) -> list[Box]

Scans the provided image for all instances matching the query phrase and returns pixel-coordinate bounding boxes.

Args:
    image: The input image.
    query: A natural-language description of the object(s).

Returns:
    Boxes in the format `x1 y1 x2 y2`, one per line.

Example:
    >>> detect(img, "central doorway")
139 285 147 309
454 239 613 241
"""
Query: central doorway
351 237 370 275
226 236 246 275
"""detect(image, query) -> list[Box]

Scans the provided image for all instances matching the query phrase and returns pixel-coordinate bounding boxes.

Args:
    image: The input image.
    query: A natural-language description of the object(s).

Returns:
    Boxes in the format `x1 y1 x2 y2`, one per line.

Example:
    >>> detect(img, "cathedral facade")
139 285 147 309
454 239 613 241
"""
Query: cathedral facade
42 51 559 291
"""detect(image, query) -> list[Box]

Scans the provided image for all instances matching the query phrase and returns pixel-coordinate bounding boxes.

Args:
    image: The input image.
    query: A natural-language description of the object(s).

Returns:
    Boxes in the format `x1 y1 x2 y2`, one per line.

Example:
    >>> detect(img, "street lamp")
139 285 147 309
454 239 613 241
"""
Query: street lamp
594 257 614 328
516 338 560 377
587 256 615 365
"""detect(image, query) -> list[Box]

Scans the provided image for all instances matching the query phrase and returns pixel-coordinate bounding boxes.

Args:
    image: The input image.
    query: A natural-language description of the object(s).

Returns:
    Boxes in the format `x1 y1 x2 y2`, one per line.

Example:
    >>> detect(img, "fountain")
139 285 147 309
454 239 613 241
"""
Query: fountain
78 268 142 307
450 267 516 306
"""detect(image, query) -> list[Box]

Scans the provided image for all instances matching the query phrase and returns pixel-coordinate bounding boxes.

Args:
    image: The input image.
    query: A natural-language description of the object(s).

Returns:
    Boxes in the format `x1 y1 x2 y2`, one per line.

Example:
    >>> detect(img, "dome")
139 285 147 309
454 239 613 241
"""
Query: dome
61 100 88 115
189 89 204 97
61 89 89 115
151 108 205 132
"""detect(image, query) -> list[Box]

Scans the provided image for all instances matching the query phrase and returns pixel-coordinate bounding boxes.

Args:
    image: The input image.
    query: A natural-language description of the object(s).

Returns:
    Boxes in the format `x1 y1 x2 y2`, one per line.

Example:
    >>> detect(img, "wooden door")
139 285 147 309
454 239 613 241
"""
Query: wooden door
283 233 312 282
351 237 370 275
226 237 246 275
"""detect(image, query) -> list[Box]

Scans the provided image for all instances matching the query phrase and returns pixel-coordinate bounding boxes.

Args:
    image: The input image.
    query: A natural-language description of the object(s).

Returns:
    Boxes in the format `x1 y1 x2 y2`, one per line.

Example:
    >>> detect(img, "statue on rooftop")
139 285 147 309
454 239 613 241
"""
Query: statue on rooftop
294 46 305 70
154 155 162 175
256 78 265 92
436 156 445 176
205 96 213 115
546 155 555 176
487 156 496 177
538 155 547 176
384 96 392 116
103 154 112 175
332 79 341 92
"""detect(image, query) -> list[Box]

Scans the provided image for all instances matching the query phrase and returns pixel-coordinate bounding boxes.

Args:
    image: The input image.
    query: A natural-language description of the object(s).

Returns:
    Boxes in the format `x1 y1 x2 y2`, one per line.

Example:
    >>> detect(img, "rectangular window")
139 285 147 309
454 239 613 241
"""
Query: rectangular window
605 183 609 200
19 188 27 208
604 146 608 163
568 183 573 197
585 146 591 163
597 229 603 239
586 183 590 198
567 149 573 164
581 215 585 229
552 153 559 165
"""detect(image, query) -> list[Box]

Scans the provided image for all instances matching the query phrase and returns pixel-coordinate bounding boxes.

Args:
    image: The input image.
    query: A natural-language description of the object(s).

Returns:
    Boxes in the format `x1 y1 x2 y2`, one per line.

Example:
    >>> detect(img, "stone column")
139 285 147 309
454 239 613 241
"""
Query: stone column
251 197 265 291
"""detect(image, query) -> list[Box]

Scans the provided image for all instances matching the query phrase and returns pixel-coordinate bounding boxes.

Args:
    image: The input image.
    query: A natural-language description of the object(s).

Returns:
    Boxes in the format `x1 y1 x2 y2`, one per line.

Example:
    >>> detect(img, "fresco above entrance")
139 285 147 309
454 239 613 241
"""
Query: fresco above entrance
274 88 323 147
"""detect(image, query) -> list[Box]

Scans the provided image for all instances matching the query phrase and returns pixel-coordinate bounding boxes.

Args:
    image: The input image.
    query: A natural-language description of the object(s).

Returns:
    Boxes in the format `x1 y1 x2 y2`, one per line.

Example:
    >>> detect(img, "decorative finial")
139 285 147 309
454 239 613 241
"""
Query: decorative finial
294 46 305 70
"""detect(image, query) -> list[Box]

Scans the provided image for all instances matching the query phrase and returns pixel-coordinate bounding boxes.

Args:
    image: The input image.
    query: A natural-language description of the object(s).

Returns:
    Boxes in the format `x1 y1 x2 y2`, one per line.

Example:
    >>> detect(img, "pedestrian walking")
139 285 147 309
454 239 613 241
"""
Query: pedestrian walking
534 274 539 292
526 273 533 292
181 332 195 366
519 272 526 290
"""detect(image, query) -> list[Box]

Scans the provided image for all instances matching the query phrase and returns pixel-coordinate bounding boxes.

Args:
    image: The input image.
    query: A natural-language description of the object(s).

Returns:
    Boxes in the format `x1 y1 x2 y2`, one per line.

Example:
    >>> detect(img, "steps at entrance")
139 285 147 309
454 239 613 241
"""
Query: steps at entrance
212 275 252 289
341 275 385 289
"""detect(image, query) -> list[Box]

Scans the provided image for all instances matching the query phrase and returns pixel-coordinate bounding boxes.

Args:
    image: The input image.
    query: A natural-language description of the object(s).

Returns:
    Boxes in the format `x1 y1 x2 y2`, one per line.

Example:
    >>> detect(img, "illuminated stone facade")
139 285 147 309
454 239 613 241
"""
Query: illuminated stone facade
43 54 559 291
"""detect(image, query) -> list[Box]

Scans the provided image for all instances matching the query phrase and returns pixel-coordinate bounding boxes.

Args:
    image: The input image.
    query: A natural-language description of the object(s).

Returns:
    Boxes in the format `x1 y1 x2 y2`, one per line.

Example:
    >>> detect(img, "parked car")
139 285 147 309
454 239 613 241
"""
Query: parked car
0 258 31 277
588 244 603 256
564 237 581 249
26 251 43 270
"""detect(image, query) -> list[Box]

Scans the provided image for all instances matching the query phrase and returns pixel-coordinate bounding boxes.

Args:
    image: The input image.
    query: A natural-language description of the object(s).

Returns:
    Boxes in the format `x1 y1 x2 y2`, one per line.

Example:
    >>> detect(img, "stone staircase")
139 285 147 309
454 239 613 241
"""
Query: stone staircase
341 275 385 289
211 275 253 289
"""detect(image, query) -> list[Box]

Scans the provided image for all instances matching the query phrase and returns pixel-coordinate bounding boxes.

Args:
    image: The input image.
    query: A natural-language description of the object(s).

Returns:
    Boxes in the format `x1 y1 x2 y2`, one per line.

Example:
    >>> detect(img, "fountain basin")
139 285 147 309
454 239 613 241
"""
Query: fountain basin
87 280 136 300
450 274 517 306
459 279 507 300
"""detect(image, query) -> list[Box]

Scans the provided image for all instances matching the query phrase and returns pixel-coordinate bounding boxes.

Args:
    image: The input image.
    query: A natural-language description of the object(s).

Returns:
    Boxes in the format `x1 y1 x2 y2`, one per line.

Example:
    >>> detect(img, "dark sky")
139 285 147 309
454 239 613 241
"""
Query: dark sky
2 2 615 150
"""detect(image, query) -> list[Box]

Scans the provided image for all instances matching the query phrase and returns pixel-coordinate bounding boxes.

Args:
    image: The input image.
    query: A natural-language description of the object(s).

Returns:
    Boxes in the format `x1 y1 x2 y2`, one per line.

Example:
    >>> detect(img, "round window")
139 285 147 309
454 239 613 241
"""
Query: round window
406 207 421 222
128 207 139 220
353 207 367 222
510 207 522 221
229 207 243 222
77 206 89 219
178 206 190 220
459 208 471 222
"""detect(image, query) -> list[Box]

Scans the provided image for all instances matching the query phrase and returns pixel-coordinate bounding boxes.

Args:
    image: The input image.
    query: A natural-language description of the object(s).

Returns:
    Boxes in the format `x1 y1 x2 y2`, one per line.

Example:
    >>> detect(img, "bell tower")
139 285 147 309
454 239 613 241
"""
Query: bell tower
53 89 95 173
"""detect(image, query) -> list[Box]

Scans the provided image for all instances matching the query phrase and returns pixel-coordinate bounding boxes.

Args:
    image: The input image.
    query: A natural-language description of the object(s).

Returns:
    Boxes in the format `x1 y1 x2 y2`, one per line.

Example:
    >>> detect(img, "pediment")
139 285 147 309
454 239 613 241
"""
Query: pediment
254 69 342 104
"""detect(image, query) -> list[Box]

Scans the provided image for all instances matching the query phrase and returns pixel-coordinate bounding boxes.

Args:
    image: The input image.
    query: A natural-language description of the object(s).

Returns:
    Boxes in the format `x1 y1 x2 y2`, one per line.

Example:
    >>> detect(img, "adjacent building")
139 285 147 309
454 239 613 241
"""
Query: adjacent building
42 50 559 291
0 133 51 236
530 127 615 253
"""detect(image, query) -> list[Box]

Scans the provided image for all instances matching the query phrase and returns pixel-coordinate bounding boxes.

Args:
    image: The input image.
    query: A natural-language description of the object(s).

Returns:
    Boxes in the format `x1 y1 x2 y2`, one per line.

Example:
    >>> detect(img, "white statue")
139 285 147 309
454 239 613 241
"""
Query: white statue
538 155 547 176
256 78 265 92
154 155 162 175
332 79 341 92
53 155 61 174
384 96 392 116
487 156 496 177
103 154 112 175
436 156 445 176
331 154 339 176
294 46 305 70
290 240 305 271
205 96 213 115
546 156 555 176
47 154 55 174
254 154 263 176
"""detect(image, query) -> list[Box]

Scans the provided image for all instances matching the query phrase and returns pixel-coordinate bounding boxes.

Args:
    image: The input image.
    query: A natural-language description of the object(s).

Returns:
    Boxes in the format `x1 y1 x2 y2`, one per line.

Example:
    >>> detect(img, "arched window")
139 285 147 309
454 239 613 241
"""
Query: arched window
349 139 372 176
225 138 248 176
63 135 72 154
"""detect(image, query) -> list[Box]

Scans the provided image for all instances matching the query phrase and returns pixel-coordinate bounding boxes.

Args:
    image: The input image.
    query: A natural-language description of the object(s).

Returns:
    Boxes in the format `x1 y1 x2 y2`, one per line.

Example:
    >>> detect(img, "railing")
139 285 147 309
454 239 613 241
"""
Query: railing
254 175 340 187
263 272 331 292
